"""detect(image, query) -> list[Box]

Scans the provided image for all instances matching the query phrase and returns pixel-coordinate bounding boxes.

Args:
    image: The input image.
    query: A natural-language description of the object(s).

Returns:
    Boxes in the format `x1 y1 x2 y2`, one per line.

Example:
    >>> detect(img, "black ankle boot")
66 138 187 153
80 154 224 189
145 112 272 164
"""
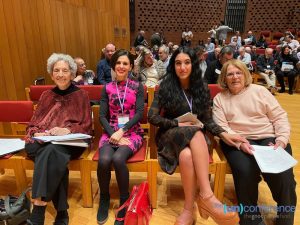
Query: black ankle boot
97 193 110 224
27 205 46 225
114 194 129 225
53 210 69 225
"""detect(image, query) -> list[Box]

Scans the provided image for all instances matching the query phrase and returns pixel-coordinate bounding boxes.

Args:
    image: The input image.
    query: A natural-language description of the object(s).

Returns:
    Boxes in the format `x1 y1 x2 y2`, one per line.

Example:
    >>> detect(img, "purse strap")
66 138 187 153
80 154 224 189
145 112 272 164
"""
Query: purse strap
115 185 139 221
4 187 31 217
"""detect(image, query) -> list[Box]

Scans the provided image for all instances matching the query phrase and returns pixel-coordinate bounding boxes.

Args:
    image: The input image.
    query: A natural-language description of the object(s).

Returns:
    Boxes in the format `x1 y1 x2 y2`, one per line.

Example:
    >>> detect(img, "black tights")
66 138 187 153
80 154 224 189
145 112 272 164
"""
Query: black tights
97 144 133 196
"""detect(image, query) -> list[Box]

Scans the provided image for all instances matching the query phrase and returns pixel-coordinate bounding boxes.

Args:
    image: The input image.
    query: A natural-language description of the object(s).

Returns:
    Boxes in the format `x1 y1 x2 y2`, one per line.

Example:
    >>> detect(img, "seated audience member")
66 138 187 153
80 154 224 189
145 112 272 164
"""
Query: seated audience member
148 47 242 225
168 42 174 55
213 59 296 225
25 53 92 225
97 50 144 225
152 45 160 60
133 47 165 87
150 32 162 48
158 44 171 69
229 36 239 53
181 27 193 47
273 45 282 61
230 31 242 48
96 43 116 84
133 30 147 47
205 37 215 53
172 44 179 52
204 46 234 84
237 47 252 70
256 34 268 49
206 47 221 66
256 48 277 94
245 46 258 61
194 46 207 77
284 34 300 56
244 30 257 45
216 21 233 46
73 57 96 85
275 45 300 94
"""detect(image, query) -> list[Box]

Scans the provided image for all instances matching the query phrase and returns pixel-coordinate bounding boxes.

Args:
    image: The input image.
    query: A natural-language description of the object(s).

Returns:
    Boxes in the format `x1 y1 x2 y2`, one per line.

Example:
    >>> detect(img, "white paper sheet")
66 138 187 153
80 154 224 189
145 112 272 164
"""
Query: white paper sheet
32 133 91 142
0 139 25 156
176 112 204 128
51 140 89 147
252 145 298 173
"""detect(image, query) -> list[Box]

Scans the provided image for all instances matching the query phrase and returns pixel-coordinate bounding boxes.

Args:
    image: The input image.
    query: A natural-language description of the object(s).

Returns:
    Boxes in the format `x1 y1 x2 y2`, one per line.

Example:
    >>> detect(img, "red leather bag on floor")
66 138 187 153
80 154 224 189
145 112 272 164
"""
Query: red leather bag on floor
115 181 152 225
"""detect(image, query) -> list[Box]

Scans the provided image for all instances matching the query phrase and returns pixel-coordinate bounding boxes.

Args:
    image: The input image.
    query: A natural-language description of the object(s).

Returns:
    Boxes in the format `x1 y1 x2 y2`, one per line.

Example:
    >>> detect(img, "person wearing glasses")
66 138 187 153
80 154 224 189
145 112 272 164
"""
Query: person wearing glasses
213 59 296 225
25 53 92 225
73 57 96 85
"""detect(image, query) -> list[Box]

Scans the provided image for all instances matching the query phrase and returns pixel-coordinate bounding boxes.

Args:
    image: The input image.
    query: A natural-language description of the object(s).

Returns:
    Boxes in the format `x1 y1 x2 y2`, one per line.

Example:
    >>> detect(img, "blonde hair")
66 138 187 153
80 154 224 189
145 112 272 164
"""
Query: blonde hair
218 59 252 89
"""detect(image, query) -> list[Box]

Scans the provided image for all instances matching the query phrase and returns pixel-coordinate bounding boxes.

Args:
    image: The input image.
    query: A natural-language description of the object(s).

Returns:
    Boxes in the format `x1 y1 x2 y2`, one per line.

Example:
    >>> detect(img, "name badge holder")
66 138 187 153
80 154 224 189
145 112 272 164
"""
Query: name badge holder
116 80 129 128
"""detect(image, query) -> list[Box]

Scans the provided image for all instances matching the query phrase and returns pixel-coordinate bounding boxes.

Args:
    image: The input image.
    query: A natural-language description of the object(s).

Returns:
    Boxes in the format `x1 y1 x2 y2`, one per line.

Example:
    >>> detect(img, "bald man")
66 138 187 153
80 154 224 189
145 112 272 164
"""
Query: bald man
256 48 277 94
96 43 116 84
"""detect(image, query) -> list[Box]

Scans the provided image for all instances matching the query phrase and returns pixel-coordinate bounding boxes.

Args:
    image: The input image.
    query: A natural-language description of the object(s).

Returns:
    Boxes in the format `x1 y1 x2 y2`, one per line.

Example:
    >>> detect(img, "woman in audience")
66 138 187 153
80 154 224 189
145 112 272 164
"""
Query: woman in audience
275 45 300 94
97 49 144 225
73 57 97 85
133 47 166 87
213 59 296 225
148 47 242 225
25 53 92 225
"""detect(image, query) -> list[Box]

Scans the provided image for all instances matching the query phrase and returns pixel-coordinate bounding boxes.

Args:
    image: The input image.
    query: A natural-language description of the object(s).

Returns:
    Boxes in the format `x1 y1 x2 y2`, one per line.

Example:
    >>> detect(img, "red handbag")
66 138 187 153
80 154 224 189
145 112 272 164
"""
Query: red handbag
115 181 153 225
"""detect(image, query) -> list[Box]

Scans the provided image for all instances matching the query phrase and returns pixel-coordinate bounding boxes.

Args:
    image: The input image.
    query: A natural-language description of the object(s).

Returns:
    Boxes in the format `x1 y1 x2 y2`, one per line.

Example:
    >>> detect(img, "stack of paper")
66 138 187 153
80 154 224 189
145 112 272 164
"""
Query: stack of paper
252 145 298 173
176 112 204 128
33 133 91 147
0 139 25 157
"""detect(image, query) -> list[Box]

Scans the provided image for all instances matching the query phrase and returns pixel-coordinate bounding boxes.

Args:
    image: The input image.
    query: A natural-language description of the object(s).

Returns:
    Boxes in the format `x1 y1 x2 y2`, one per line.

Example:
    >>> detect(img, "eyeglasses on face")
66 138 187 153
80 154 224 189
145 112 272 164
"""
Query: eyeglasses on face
226 71 243 78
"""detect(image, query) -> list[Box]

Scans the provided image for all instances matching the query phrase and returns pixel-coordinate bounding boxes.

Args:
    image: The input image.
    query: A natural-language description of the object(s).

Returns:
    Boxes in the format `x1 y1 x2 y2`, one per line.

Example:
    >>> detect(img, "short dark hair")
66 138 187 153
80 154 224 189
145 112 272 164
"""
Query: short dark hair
110 49 134 71
220 46 234 56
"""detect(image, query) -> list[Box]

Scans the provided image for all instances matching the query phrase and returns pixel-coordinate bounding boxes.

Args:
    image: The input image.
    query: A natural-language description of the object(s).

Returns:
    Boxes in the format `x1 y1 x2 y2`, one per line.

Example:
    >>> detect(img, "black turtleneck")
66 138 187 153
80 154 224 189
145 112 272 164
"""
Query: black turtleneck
52 83 79 96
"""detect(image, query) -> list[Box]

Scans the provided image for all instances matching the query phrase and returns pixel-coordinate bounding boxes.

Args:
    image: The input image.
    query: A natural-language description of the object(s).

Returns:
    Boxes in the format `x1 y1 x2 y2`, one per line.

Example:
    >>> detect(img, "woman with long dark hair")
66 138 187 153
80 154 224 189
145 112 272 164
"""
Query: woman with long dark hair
148 47 243 225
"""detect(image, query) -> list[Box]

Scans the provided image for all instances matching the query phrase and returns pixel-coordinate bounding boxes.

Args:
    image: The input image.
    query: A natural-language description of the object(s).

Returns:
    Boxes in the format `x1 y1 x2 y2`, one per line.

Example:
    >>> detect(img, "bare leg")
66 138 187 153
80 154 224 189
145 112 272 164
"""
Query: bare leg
189 131 213 197
178 148 197 211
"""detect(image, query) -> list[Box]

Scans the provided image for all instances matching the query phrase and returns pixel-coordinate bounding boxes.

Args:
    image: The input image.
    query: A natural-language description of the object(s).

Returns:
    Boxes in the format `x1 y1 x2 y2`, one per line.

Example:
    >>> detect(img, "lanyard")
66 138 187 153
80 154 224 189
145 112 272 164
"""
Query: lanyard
116 79 129 114
182 89 193 113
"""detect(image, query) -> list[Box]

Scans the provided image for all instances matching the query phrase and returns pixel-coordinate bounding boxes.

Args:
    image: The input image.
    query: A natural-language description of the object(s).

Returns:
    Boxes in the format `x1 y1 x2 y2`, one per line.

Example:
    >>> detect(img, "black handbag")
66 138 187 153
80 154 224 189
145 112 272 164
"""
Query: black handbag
0 188 31 225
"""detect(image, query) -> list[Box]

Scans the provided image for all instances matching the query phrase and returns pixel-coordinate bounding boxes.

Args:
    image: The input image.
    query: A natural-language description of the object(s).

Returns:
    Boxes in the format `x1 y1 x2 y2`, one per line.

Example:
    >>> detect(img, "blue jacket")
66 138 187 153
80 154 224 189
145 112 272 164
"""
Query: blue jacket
96 59 111 85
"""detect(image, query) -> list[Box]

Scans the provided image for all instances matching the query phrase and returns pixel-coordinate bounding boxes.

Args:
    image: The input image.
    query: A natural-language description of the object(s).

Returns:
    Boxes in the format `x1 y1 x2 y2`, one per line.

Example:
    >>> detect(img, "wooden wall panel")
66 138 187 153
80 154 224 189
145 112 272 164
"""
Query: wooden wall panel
0 0 130 100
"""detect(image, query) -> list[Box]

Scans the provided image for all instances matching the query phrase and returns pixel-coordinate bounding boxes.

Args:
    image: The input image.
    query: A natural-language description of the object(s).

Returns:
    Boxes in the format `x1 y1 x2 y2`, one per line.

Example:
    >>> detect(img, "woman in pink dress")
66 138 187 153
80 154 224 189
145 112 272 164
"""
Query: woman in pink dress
97 49 144 225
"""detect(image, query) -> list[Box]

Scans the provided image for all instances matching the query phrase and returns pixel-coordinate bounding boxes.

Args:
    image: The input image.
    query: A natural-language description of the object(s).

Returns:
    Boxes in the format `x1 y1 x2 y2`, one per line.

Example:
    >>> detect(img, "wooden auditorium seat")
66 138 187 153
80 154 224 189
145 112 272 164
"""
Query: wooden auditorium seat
0 101 34 194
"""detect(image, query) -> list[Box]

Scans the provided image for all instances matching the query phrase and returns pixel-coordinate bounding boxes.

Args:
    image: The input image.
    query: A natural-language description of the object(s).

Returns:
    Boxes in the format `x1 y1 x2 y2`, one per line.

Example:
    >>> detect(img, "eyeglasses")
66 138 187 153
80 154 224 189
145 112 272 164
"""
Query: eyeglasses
226 71 243 78
78 63 86 67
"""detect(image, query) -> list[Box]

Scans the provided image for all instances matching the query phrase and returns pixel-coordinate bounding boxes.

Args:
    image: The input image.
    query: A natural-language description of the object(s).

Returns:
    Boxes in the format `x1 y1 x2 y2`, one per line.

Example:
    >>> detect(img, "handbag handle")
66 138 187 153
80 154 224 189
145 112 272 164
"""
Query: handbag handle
4 187 31 217
115 185 139 221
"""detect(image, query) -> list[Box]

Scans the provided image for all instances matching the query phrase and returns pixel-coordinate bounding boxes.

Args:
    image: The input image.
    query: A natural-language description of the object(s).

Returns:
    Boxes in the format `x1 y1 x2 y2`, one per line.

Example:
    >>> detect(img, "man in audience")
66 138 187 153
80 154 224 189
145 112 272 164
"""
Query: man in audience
206 47 221 66
256 48 277 94
237 47 252 70
96 43 116 84
205 37 215 53
204 46 234 84
195 46 207 77
245 46 258 61
230 31 242 48
158 45 170 69
245 30 257 45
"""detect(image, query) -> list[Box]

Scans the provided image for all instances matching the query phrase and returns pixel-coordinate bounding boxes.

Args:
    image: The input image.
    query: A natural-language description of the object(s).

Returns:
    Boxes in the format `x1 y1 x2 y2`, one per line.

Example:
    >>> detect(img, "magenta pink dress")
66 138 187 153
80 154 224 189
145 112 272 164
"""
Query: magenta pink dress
99 79 144 153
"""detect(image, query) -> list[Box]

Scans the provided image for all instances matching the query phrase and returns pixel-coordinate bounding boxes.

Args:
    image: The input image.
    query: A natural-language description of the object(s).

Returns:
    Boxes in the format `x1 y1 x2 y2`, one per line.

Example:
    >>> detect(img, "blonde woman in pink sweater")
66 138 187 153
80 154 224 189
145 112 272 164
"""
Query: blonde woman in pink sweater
213 60 296 225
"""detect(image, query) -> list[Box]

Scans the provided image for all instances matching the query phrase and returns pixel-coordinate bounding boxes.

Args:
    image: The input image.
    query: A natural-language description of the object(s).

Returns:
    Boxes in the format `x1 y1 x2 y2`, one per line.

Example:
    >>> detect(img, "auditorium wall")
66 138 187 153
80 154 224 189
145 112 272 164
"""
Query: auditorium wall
131 0 300 46
0 0 130 101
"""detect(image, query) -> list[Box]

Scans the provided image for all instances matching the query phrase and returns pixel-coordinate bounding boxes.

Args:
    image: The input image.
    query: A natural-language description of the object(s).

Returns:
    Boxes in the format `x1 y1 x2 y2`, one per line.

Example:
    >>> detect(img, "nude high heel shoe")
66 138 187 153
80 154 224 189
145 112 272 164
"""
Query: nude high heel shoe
174 205 197 225
197 194 239 225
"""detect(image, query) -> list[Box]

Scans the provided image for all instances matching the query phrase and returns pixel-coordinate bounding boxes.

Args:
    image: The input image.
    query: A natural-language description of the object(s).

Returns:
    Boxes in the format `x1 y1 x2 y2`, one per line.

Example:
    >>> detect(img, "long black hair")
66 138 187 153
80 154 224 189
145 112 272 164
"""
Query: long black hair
158 46 211 117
